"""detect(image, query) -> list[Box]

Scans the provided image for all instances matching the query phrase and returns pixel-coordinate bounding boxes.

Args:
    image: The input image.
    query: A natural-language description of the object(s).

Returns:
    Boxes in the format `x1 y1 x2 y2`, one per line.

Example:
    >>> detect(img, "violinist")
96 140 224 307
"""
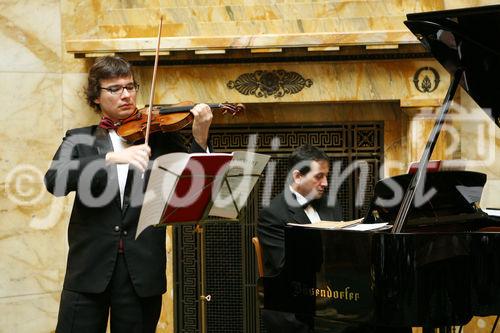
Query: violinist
44 55 212 332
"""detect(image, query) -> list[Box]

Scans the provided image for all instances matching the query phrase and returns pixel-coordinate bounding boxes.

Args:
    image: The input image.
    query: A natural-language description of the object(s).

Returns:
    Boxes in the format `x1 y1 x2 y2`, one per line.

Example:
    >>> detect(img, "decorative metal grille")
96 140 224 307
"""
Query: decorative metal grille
174 122 383 333
174 225 200 333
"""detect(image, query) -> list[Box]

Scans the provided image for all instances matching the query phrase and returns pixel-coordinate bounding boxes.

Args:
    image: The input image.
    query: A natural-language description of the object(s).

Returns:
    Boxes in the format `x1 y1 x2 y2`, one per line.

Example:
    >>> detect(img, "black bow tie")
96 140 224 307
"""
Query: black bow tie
301 202 311 209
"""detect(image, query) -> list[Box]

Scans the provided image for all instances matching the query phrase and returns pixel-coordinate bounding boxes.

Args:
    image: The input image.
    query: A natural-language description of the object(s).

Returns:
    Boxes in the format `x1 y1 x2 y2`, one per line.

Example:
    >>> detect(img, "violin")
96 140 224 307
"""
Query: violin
116 101 244 143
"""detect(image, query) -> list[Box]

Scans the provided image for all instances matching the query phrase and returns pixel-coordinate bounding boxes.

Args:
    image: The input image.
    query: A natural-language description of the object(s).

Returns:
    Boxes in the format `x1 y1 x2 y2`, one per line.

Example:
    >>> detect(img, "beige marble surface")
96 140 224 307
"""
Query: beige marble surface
0 74 63 176
0 292 60 332
2 1 500 332
444 0 500 9
1 1 65 331
131 59 449 107
62 73 101 130
0 1 61 73
61 0 442 40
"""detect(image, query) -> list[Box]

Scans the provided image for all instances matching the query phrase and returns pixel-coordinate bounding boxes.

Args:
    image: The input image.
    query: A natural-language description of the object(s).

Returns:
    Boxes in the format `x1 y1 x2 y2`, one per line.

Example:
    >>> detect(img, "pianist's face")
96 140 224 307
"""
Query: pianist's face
293 160 329 201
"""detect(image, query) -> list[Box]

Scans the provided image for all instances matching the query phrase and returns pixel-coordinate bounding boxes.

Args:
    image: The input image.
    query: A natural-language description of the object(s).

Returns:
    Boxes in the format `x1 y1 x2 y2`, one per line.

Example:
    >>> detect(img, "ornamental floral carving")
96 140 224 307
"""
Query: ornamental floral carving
227 70 313 98
413 66 440 93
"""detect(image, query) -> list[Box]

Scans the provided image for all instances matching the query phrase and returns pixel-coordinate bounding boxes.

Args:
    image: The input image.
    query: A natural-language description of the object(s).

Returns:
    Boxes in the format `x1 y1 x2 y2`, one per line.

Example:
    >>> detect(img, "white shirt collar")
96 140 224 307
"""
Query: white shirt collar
289 185 309 206
289 186 321 223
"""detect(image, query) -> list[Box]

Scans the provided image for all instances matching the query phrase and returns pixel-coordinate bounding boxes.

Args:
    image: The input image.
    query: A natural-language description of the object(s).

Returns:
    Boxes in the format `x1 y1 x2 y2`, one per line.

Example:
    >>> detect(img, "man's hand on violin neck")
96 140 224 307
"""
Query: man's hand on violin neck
105 144 151 172
191 103 213 150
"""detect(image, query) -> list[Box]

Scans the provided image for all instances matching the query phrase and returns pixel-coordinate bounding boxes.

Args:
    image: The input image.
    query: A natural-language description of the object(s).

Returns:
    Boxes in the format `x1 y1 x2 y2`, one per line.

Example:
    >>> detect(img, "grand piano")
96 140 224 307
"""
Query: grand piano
262 4 500 332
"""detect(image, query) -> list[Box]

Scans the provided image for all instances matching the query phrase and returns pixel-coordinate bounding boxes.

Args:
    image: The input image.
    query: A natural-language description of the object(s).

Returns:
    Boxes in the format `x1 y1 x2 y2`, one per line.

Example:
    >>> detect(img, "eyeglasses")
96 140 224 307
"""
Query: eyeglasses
100 83 139 95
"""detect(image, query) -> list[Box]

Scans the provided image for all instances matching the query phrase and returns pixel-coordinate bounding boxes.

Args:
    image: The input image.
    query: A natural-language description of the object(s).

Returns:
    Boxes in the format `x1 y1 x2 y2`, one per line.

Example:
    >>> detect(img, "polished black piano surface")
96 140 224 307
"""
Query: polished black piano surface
262 4 500 329
266 227 500 328
263 172 500 327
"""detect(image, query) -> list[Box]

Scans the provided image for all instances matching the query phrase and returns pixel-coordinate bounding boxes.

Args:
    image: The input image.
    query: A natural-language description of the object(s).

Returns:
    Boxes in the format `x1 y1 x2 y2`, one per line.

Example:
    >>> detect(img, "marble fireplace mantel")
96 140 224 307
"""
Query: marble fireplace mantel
65 30 426 63
65 30 446 109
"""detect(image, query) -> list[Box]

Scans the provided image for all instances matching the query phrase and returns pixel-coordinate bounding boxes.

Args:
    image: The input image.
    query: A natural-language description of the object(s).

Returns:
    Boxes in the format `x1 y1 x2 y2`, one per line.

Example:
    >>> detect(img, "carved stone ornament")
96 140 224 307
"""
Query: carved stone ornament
227 70 313 98
413 66 440 93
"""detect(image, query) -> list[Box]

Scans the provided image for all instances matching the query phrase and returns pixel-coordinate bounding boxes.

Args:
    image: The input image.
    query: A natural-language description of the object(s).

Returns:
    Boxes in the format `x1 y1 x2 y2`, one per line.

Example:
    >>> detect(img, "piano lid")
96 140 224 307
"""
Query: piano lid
405 5 500 126
365 171 487 226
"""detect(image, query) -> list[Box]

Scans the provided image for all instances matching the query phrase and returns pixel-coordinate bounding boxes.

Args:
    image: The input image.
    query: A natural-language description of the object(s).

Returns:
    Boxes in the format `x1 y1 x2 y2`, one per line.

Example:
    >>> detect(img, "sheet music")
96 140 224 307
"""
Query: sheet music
209 151 270 219
136 153 191 238
287 218 363 230
483 208 500 217
287 220 390 231
455 185 483 204
344 222 390 231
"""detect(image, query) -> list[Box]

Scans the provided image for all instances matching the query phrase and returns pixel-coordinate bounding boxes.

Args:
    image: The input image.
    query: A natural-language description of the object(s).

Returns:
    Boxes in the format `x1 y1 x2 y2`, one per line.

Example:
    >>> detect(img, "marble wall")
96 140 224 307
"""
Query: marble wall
1 0 499 332
1 1 65 332
60 0 500 39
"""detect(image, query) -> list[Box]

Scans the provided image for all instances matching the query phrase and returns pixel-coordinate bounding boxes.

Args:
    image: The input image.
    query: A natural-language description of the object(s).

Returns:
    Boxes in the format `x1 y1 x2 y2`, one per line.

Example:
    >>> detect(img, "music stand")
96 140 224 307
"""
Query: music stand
137 151 270 333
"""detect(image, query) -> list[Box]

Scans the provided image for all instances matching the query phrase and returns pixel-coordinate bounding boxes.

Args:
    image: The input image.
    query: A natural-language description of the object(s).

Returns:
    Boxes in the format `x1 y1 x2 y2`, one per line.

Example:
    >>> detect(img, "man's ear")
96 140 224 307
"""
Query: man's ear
291 170 302 184
93 97 100 105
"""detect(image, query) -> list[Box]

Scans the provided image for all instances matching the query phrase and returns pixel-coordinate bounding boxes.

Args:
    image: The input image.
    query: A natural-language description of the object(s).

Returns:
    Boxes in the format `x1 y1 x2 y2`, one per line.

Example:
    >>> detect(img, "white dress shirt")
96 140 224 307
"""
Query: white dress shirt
289 186 321 223
108 130 130 208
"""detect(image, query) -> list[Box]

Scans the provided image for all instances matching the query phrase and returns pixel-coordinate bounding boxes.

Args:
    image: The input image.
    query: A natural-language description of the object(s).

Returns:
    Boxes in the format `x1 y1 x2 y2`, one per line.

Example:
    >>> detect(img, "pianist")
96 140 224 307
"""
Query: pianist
257 145 412 333
257 144 341 332
258 144 340 276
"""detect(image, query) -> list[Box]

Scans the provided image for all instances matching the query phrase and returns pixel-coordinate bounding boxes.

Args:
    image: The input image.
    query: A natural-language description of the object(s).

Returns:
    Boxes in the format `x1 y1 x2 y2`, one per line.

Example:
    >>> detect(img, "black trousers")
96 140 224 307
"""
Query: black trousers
56 254 162 333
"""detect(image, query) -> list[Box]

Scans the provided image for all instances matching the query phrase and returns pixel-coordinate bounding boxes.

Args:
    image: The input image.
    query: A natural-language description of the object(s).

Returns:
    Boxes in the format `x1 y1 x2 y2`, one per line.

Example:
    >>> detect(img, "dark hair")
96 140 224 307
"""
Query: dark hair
85 56 134 112
288 144 329 176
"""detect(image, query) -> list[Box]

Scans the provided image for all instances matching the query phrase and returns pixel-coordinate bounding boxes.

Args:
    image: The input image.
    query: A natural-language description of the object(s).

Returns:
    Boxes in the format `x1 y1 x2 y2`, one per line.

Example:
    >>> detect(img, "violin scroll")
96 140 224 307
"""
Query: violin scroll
217 103 245 116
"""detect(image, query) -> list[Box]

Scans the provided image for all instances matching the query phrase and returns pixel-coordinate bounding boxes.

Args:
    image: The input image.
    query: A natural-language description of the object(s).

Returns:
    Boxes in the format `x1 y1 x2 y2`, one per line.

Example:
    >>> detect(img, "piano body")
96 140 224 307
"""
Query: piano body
262 4 500 330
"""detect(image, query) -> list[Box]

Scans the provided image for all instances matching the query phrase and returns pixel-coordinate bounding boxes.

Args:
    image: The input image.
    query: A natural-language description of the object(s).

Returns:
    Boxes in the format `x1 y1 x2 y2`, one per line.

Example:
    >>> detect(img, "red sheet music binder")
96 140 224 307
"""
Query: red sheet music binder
161 154 232 223
136 153 233 238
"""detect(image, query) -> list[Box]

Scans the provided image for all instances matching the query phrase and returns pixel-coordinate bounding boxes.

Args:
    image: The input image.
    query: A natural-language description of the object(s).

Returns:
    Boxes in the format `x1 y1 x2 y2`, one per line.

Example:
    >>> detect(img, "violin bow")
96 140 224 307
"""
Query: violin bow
144 16 163 146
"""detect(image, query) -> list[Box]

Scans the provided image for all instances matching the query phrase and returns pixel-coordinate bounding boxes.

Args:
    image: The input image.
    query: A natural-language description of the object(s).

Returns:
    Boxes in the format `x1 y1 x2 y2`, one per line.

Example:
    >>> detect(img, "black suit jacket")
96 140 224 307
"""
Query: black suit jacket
257 187 342 277
45 126 207 297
